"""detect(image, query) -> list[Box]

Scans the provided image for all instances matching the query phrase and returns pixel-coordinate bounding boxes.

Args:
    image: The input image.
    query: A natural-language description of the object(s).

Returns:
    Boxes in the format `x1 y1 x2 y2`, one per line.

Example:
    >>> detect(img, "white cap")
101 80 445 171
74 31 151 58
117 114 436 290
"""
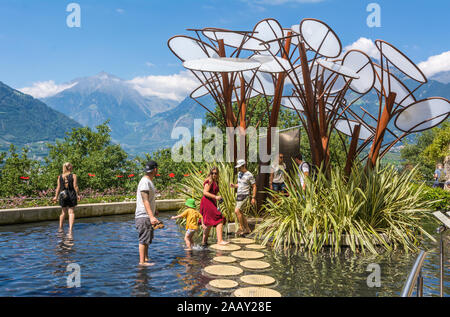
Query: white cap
235 159 246 169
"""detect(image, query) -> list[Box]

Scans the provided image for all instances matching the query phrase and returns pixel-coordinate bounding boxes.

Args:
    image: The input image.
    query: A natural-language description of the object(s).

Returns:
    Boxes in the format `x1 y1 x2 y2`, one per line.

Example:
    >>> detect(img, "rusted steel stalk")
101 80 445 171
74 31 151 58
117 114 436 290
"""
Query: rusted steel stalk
368 92 396 168
298 41 323 167
344 124 361 176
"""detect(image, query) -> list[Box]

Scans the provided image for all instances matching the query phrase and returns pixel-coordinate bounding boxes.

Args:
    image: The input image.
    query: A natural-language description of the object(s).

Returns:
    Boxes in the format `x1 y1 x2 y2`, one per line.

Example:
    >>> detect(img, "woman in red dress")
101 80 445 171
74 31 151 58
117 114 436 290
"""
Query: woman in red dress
200 167 229 247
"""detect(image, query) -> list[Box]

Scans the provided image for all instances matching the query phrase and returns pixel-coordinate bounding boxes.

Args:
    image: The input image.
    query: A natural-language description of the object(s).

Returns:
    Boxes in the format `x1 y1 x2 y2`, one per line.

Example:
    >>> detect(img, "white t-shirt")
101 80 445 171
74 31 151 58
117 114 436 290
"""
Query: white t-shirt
271 162 286 184
135 176 156 219
237 171 256 196
298 162 310 187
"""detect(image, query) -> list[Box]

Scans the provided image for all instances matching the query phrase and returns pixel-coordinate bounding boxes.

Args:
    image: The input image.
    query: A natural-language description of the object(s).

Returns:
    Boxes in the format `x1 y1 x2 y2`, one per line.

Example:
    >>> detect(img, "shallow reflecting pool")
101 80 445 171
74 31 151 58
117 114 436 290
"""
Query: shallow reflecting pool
0 212 448 296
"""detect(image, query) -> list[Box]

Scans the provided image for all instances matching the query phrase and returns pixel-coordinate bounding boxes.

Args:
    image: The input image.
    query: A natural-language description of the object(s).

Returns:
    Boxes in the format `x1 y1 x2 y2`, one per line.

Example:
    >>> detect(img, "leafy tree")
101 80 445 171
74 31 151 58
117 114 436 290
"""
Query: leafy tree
42 122 136 192
421 122 450 164
0 145 42 197
401 121 450 180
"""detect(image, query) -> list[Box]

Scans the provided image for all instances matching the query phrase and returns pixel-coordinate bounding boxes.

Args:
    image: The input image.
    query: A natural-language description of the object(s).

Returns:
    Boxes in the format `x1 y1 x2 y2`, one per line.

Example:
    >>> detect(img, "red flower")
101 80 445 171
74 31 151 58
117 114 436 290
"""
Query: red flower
116 175 124 178
184 174 190 177
169 173 175 178
198 171 202 174
156 174 161 177
20 176 30 180
88 173 96 177
128 174 135 178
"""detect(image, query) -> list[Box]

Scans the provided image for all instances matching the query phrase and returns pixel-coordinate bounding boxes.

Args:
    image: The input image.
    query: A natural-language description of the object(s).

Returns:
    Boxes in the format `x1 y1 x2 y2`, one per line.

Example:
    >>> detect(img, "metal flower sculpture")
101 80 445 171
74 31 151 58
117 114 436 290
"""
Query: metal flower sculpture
168 18 450 176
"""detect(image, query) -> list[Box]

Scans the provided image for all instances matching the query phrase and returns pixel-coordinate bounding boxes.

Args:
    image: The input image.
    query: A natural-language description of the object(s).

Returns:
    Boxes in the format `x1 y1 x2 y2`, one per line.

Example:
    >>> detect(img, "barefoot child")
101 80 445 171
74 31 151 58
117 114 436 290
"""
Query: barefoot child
171 199 205 250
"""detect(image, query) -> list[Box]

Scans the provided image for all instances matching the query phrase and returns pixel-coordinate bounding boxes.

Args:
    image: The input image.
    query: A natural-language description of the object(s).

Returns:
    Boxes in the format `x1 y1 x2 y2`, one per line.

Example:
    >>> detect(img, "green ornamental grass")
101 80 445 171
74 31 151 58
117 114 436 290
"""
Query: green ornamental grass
254 161 437 255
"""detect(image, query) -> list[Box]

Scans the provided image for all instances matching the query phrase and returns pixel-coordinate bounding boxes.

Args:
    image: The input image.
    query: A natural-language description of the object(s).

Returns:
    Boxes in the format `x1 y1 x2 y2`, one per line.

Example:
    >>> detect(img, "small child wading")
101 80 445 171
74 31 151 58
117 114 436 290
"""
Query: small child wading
171 199 205 250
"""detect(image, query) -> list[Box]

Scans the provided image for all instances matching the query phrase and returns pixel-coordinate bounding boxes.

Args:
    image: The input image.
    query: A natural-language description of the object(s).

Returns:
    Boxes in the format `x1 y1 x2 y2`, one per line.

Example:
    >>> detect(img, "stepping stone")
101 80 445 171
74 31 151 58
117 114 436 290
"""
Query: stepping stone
239 260 271 270
246 244 266 250
208 279 239 289
230 238 255 244
204 265 243 277
210 244 241 251
231 250 265 260
213 256 237 264
234 287 281 297
240 274 276 286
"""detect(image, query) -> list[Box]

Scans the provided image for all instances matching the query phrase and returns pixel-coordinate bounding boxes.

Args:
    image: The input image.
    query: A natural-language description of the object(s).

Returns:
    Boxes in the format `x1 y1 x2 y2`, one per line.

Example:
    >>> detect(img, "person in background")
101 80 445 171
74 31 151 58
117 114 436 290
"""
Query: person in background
230 160 256 237
433 163 445 188
52 162 80 235
199 167 228 248
294 153 310 191
171 198 205 250
135 161 160 267
270 153 287 194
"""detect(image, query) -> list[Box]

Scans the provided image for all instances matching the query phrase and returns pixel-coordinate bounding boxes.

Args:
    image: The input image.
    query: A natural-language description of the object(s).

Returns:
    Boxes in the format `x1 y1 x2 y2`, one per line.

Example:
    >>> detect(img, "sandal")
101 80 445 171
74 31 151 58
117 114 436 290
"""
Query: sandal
152 221 165 230
236 229 245 237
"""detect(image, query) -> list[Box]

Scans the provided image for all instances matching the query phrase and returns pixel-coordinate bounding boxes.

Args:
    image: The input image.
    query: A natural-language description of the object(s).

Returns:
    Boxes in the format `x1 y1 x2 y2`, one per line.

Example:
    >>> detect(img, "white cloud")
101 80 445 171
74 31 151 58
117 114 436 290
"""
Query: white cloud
145 62 155 67
418 51 450 78
19 81 77 99
116 8 125 14
127 71 199 101
343 37 380 60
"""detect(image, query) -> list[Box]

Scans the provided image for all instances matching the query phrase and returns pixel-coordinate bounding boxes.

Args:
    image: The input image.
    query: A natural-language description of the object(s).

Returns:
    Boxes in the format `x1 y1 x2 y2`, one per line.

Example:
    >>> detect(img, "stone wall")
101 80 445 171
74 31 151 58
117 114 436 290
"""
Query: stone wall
0 199 184 226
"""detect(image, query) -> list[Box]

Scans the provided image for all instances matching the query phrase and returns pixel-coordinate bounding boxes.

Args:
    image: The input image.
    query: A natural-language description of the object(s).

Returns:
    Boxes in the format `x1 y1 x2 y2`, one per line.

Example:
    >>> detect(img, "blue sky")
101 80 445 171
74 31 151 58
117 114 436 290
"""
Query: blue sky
0 0 449 100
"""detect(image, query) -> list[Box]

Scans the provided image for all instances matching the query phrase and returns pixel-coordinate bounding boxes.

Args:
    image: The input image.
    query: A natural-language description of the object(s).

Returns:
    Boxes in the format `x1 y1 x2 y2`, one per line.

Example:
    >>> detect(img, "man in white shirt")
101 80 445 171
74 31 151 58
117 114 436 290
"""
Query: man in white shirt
135 160 160 266
230 159 256 236
270 153 287 193
294 153 309 191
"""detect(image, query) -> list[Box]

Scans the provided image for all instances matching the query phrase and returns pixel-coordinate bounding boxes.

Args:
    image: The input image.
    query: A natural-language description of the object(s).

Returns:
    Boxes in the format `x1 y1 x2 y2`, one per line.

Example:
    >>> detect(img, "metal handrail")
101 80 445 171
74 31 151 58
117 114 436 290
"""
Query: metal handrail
401 250 428 297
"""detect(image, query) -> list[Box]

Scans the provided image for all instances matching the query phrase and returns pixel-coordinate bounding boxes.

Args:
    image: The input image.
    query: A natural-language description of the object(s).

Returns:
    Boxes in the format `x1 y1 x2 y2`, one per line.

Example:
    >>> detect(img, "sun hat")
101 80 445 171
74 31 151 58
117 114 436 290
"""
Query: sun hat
185 198 196 209
144 161 158 173
235 159 246 169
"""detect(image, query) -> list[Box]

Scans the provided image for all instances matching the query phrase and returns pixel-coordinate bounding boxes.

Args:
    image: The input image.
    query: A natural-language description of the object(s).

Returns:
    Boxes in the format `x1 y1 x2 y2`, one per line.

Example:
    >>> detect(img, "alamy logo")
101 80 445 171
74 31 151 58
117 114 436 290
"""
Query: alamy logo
366 3 381 28
66 263 81 288
66 3 81 28
366 263 381 288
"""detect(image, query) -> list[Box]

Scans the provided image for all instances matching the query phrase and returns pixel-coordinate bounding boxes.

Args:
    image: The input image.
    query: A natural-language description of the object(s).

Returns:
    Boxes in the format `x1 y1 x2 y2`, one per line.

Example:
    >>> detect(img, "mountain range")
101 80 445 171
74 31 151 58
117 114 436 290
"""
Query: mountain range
0 81 81 156
42 72 210 155
1 69 449 159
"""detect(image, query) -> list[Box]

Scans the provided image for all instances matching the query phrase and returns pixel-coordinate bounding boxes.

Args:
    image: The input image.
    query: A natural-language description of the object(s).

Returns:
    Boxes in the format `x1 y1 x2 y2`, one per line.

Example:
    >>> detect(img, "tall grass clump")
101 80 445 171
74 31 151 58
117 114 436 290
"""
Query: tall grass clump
254 162 436 255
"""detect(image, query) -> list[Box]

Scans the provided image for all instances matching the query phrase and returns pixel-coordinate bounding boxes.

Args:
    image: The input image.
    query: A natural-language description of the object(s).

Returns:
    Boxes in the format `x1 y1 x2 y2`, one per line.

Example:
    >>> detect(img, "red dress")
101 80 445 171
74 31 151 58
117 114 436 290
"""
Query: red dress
200 179 226 227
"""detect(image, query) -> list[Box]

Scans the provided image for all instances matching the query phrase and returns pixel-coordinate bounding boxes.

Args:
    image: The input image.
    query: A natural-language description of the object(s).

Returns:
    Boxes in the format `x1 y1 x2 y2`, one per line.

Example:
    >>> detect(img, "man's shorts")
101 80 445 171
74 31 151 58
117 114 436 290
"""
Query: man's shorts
135 217 154 245
236 196 250 210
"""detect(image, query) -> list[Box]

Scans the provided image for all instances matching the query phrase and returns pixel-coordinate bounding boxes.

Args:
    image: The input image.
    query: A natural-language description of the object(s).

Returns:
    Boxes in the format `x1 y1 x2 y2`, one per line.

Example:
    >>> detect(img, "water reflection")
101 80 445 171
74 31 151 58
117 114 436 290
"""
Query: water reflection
132 267 157 297
174 250 213 297
0 213 447 297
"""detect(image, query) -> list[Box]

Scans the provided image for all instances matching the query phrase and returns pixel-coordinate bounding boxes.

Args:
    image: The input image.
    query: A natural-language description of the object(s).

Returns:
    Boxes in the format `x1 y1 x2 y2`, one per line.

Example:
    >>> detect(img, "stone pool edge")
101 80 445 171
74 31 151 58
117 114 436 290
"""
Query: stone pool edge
0 199 184 226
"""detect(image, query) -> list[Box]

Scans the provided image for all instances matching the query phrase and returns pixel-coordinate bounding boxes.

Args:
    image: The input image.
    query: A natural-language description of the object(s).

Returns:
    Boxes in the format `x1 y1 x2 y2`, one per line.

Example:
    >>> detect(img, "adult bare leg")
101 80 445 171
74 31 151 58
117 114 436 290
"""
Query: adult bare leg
68 208 75 234
202 226 211 245
234 207 245 233
139 244 152 266
59 207 68 231
216 221 229 245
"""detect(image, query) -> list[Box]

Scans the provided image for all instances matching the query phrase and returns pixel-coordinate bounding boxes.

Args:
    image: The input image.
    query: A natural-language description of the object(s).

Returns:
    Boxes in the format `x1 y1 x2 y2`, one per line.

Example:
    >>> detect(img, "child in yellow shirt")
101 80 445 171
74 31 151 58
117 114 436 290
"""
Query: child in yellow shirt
171 198 205 250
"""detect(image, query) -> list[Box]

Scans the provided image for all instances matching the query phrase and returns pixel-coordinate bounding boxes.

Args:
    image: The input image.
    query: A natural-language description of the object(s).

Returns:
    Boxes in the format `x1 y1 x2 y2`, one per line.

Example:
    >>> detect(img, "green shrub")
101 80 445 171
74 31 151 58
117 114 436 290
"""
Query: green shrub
415 184 450 211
